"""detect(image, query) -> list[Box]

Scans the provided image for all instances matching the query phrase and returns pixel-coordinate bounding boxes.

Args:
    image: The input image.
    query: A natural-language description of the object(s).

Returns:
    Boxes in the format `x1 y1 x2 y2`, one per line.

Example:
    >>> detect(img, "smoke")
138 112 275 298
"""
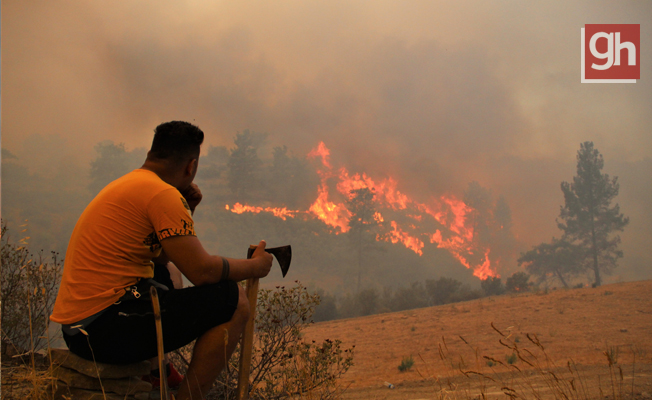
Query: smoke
2 1 651 281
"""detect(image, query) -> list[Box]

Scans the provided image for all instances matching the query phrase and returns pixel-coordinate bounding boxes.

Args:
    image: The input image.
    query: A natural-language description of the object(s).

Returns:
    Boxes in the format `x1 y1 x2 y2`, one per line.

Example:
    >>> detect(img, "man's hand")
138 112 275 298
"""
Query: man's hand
181 183 202 213
250 240 273 278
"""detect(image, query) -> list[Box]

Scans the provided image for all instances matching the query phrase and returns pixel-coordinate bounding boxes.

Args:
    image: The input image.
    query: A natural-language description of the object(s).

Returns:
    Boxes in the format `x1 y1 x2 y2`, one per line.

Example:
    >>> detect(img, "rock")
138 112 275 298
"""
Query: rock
50 349 151 379
134 392 151 400
51 365 152 395
51 383 145 400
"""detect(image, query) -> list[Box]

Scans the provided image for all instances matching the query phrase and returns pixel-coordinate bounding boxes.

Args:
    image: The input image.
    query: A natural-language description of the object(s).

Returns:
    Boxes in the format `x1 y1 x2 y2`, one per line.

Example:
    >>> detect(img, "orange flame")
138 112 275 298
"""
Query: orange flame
307 142 497 277
226 142 499 279
418 197 473 240
308 184 351 232
336 170 410 209
307 141 332 170
380 221 424 256
227 202 297 221
429 230 494 279
473 250 494 280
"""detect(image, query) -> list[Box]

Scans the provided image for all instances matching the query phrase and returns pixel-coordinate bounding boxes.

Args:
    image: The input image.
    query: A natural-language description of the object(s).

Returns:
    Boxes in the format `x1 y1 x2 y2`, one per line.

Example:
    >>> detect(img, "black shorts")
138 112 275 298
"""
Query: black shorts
63 279 239 364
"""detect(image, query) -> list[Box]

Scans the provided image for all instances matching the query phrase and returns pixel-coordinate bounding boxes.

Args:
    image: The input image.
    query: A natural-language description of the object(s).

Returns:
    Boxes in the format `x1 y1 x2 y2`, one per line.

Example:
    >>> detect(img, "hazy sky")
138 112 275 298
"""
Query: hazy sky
2 1 651 279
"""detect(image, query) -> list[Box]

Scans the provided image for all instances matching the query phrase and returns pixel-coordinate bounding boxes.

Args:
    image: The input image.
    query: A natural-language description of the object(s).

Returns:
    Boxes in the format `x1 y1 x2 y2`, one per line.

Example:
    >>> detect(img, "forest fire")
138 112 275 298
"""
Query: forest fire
308 184 351 232
227 142 498 279
382 221 425 255
226 203 297 220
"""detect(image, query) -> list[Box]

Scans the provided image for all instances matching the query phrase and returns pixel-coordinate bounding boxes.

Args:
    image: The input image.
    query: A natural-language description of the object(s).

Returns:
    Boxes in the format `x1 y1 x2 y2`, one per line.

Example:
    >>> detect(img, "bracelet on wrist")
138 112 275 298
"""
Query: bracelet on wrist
220 257 230 281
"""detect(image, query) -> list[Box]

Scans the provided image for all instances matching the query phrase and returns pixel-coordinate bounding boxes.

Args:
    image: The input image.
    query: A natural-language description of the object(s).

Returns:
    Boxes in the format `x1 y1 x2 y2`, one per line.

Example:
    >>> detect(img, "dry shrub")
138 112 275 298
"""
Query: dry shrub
1 220 61 400
1 220 62 355
171 282 355 400
1 353 55 400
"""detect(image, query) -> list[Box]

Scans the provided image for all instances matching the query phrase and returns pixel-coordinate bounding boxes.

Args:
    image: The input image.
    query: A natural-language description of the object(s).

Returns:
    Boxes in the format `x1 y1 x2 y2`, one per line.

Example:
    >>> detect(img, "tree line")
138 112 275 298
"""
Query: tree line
312 272 533 322
1 134 627 298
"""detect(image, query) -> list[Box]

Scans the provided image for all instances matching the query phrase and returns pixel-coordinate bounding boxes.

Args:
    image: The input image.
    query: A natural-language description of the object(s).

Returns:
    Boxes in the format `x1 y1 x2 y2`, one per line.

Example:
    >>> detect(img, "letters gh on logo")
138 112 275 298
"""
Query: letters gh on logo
581 24 640 83
589 32 636 70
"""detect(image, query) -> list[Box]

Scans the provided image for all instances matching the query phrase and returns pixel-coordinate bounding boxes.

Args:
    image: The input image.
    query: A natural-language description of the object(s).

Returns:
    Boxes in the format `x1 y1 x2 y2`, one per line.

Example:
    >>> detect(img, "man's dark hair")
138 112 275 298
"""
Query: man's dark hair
149 121 204 164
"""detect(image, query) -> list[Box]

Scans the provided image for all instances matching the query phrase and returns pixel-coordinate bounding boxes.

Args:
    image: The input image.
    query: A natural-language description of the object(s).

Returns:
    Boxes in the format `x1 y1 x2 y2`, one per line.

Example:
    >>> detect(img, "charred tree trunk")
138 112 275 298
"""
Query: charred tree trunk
589 191 601 287
555 268 569 288
357 227 363 293
591 224 601 287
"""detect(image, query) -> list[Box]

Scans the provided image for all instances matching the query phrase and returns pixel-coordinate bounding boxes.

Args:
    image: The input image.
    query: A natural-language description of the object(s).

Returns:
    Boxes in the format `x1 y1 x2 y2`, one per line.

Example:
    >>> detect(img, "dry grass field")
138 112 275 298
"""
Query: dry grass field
304 280 652 399
2 280 650 399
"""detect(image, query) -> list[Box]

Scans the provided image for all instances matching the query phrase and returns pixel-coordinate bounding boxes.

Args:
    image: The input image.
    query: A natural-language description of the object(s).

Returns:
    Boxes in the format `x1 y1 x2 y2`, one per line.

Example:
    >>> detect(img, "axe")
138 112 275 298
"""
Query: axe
236 245 292 400
150 286 170 400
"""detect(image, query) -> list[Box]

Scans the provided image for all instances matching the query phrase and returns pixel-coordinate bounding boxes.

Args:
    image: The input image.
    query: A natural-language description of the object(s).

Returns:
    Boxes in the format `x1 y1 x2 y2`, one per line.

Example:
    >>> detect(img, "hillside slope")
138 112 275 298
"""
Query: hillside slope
304 280 652 396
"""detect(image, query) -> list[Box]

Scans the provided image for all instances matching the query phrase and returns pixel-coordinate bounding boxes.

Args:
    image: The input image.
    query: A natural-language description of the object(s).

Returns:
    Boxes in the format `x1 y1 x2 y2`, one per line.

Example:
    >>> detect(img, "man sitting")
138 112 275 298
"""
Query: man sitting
50 121 273 400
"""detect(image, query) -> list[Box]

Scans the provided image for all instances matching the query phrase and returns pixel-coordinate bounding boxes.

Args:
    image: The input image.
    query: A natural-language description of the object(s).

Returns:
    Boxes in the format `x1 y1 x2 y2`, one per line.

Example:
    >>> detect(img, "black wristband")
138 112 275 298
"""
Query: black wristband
220 257 230 281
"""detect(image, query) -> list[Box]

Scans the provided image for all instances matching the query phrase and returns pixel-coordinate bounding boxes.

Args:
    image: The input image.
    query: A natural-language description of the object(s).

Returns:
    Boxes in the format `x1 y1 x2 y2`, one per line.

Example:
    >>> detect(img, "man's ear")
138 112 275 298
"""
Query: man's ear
185 158 198 176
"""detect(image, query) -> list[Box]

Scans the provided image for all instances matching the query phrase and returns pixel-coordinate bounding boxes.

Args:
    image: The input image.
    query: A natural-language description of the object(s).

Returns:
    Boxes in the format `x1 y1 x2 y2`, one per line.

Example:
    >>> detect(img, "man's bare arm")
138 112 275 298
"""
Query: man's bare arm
159 235 272 286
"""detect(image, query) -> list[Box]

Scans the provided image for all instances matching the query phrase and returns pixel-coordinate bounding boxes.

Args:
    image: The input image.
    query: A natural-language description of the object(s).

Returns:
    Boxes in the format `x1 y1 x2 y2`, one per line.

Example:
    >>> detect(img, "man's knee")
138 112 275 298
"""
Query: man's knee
233 285 250 325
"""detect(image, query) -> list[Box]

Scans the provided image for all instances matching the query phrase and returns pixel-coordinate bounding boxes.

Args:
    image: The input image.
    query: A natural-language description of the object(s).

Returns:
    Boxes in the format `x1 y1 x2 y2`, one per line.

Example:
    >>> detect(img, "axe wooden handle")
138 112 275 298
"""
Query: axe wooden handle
150 286 170 400
236 277 259 400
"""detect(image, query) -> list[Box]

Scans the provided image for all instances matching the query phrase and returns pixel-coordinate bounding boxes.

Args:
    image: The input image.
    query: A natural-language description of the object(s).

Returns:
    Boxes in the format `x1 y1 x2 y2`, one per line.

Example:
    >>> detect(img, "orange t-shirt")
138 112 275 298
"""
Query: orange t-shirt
50 169 195 324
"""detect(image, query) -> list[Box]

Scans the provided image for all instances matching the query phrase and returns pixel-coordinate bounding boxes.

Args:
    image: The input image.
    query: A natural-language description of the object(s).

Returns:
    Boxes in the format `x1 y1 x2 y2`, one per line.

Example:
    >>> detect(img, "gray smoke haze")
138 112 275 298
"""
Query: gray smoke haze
3 1 651 281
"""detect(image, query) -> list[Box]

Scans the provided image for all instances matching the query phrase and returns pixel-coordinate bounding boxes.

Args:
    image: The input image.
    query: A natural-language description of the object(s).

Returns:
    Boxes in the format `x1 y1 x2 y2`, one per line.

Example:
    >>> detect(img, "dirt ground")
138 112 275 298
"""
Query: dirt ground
304 280 652 399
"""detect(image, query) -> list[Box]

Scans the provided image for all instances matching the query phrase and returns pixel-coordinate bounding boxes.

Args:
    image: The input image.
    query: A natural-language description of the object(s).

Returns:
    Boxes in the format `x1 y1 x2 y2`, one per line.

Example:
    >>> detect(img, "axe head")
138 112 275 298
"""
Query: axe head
247 245 292 278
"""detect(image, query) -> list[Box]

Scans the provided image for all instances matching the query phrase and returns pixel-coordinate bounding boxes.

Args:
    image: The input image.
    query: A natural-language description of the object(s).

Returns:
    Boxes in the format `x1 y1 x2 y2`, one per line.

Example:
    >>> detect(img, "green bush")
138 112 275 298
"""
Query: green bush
451 284 484 302
425 277 462 305
505 353 517 365
506 272 531 293
336 292 358 319
356 287 379 316
390 282 428 312
398 355 415 372
312 289 338 322
481 276 505 296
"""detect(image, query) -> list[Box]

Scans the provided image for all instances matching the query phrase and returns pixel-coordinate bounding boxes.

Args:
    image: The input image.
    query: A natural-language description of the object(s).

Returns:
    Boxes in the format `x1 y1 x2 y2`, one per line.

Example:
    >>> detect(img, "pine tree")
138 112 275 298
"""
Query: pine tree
346 188 380 292
463 181 493 245
518 238 584 288
269 146 319 208
227 130 266 201
557 142 628 286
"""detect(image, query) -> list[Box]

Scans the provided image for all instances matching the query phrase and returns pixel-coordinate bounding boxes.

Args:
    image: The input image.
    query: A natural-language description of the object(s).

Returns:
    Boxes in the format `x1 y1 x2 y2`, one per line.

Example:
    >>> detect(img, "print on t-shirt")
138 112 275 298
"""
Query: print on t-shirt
180 197 192 212
157 218 196 241
143 232 161 252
